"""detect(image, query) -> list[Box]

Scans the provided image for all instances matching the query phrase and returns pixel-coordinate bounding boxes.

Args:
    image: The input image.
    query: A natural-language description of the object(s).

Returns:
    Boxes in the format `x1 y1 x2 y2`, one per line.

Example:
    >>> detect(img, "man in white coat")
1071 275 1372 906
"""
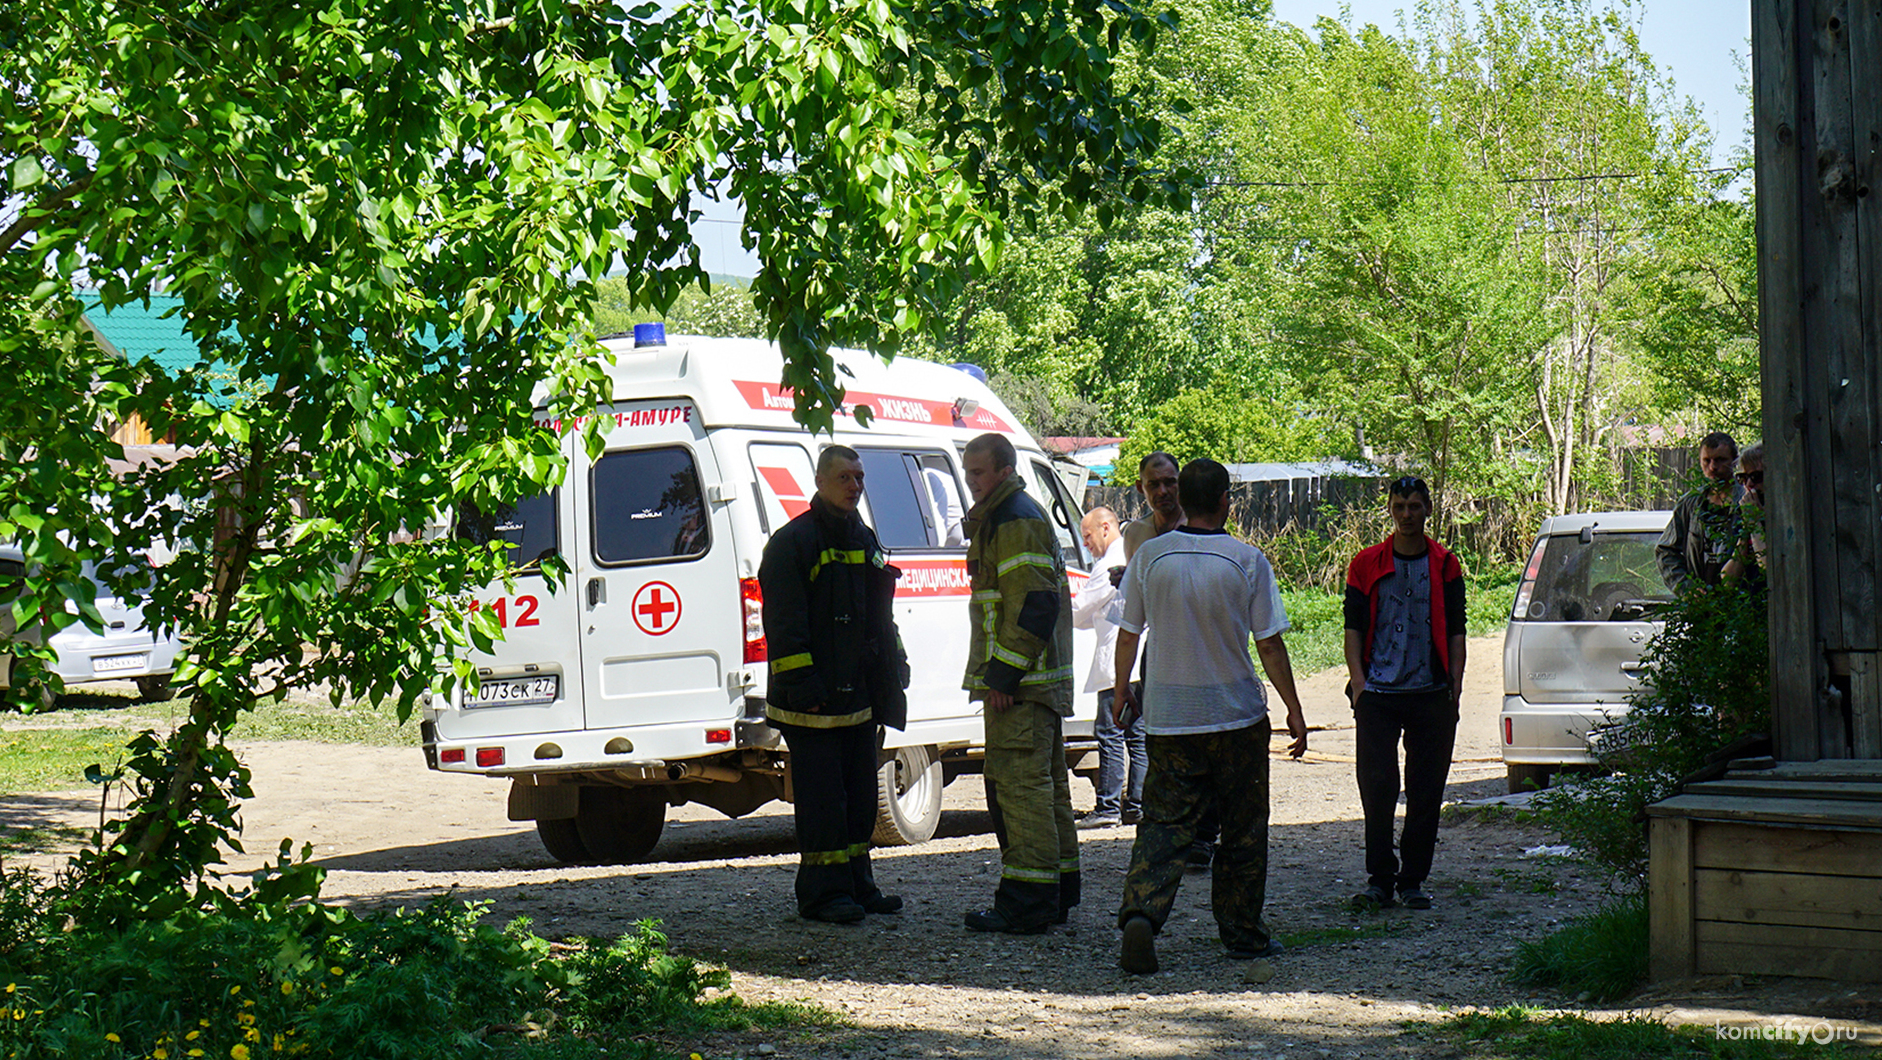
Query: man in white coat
1073 507 1145 828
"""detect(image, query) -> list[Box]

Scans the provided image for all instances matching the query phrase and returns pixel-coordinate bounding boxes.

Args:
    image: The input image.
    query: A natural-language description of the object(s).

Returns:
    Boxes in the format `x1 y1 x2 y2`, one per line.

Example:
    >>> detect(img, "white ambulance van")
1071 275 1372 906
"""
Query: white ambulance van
419 331 1097 864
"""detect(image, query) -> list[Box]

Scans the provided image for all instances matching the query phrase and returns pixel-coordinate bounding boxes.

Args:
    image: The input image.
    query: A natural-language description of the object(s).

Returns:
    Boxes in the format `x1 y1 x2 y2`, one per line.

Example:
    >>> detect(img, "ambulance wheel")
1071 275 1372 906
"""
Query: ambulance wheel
536 817 590 864
873 745 942 846
1506 763 1553 794
575 785 666 863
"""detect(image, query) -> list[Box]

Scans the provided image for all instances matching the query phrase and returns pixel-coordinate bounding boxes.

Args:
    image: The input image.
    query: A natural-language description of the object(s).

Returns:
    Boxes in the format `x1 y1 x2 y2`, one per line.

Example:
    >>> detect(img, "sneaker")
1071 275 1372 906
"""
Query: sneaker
1349 885 1398 912
1225 939 1286 960
964 908 1050 935
1397 886 1433 910
804 899 867 924
1120 807 1143 825
1077 812 1122 830
1120 915 1159 975
862 893 904 914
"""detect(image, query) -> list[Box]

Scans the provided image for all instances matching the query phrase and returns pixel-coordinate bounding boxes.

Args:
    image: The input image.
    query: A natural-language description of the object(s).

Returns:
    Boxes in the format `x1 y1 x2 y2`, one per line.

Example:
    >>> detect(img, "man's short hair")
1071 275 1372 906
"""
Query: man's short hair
1700 431 1739 457
1737 442 1764 467
1389 475 1431 507
817 444 861 474
964 432 1016 471
1178 459 1230 518
1138 451 1178 477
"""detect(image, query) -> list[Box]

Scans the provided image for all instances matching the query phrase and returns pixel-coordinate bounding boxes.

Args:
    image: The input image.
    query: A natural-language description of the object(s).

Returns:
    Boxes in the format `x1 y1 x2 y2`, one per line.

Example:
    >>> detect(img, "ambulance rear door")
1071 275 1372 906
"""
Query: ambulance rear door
573 398 739 736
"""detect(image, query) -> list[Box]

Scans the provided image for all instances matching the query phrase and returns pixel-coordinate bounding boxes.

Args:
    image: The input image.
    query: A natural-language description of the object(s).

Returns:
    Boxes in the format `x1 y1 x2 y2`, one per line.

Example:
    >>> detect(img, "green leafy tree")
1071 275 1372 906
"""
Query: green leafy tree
0 0 1179 903
1630 191 1760 436
592 276 768 339
1113 378 1350 482
986 372 1116 439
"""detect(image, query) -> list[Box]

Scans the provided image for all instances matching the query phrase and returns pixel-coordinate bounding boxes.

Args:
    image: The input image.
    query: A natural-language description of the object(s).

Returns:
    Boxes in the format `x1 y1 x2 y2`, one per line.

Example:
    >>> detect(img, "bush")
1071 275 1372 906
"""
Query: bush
1534 578 1770 890
0 852 818 1060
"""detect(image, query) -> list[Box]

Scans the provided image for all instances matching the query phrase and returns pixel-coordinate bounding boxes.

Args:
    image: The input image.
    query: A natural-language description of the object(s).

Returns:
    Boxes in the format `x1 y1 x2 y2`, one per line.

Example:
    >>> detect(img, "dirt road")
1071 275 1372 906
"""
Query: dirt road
8 635 1879 1057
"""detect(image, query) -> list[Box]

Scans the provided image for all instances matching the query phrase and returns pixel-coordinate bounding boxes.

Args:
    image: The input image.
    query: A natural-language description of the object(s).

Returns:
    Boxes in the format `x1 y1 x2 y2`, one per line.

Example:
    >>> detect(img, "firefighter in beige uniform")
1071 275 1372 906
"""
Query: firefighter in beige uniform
959 432 1079 934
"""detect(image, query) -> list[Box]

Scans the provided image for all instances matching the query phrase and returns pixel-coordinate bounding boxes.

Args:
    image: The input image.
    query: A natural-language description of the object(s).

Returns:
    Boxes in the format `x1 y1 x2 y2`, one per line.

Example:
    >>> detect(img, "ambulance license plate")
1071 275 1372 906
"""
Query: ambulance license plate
466 675 559 707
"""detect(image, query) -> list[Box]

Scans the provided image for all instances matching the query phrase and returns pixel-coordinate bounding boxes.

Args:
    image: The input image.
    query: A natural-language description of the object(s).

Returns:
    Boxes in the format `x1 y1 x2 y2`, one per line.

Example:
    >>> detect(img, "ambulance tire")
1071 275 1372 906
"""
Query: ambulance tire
536 816 591 864
575 785 666 864
872 745 943 846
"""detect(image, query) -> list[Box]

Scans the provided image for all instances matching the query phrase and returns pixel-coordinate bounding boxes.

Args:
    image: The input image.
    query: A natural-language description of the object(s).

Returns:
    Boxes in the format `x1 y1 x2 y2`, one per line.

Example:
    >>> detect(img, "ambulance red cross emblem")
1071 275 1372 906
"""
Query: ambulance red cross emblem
632 581 681 635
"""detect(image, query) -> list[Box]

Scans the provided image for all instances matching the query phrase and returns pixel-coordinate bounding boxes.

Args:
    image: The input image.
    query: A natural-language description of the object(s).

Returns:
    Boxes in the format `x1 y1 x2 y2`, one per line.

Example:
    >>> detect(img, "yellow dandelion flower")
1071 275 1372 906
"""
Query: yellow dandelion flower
186 1030 201 1041
189 1049 205 1058
155 1049 169 1060
105 1033 121 1043
199 1019 211 1028
328 967 342 977
244 1028 260 1043
228 986 241 996
279 983 294 996
272 1034 285 1053
242 1000 254 1009
11 1010 22 1021
230 1045 251 1060
3 984 12 993
238 1013 255 1026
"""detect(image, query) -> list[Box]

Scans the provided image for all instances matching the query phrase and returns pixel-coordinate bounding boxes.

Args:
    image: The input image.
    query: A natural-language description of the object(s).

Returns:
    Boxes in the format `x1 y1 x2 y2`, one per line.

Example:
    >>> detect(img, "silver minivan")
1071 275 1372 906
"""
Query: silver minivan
1 547 182 707
1500 510 1673 792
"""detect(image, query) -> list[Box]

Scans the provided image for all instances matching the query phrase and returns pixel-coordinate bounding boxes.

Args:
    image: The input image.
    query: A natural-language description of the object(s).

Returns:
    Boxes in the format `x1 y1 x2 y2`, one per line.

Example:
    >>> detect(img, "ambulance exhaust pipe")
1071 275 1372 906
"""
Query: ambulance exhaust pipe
667 761 741 783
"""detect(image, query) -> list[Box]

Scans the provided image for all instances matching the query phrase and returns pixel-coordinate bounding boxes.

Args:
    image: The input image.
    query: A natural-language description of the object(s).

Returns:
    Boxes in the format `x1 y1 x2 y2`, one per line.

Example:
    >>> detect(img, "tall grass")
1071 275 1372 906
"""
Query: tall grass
1510 894 1649 1002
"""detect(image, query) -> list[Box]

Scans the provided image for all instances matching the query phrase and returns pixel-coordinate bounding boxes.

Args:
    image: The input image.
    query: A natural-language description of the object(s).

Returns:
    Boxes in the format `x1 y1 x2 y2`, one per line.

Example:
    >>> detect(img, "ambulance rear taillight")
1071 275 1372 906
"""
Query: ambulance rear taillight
741 578 766 663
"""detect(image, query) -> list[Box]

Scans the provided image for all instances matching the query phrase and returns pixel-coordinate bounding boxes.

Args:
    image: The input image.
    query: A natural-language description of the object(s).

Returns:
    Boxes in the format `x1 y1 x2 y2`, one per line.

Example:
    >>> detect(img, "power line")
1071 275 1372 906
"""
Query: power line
1206 165 1738 189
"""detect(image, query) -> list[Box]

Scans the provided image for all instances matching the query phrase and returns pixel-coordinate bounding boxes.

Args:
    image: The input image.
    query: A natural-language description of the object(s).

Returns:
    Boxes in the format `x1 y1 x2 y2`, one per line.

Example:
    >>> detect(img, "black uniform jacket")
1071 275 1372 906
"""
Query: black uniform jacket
758 494 909 730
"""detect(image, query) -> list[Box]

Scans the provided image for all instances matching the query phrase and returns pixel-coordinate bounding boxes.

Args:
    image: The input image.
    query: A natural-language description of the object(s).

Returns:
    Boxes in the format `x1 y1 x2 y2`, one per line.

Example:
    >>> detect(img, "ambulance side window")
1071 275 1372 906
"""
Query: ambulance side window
590 447 710 565
855 448 935 550
456 490 560 575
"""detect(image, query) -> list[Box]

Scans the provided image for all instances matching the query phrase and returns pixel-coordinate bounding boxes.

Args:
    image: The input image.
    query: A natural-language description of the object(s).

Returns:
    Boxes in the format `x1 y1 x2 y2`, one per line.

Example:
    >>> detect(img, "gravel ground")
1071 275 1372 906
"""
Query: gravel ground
7 634 1879 1056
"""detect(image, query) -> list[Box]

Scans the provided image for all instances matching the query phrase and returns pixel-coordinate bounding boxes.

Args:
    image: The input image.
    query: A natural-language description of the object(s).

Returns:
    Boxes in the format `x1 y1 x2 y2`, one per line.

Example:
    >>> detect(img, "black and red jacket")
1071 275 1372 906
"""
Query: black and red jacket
1344 535 1466 682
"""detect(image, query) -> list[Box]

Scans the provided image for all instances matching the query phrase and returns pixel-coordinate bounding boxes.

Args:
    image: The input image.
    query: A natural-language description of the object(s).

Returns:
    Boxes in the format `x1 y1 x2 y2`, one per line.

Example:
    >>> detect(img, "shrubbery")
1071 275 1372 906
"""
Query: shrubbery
0 848 822 1060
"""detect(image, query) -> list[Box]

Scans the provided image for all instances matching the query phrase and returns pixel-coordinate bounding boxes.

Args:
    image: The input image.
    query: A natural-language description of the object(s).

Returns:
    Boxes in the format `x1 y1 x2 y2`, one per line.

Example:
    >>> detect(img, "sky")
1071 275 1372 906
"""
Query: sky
694 0 1753 279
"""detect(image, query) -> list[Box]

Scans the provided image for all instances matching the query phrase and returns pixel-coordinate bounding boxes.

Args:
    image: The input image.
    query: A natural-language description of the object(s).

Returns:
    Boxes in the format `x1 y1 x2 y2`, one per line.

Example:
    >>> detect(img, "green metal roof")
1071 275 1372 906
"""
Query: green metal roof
81 294 201 375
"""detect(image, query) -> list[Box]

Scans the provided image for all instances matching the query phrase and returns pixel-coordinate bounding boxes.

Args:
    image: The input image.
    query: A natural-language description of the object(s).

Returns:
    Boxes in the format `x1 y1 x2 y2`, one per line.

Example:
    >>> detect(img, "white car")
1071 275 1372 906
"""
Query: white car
0 547 182 706
1500 511 1673 792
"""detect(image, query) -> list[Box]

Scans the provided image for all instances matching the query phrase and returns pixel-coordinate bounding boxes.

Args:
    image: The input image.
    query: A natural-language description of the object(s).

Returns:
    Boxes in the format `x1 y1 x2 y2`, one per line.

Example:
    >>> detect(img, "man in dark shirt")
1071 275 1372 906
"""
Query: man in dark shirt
1343 476 1466 911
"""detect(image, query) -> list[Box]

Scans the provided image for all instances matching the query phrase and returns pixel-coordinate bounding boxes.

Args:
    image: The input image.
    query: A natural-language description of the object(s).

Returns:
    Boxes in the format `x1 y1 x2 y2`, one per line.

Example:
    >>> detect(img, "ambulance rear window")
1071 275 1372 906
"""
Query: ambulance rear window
456 491 560 575
591 446 710 565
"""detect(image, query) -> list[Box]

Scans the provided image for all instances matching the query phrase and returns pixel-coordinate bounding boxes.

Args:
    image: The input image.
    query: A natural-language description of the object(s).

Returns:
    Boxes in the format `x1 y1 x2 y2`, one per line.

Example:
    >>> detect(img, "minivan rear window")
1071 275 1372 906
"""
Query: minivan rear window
592 447 710 565
457 491 560 574
1519 531 1671 622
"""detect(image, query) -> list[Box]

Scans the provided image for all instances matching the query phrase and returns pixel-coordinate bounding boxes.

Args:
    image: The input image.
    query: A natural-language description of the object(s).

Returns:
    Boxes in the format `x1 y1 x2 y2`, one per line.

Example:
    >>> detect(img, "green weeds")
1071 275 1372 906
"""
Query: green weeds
1406 1005 1864 1059
1509 895 1648 1002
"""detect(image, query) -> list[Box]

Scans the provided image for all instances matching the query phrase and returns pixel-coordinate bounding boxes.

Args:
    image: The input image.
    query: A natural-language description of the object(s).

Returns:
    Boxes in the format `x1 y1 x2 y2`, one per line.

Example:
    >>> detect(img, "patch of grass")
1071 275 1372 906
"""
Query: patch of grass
1281 919 1407 948
1493 866 1559 895
0 726 135 795
0 824 91 854
1442 802 1529 825
1511 895 1648 1002
1272 575 1515 680
1453 881 1485 899
1406 1006 1864 1059
125 691 419 746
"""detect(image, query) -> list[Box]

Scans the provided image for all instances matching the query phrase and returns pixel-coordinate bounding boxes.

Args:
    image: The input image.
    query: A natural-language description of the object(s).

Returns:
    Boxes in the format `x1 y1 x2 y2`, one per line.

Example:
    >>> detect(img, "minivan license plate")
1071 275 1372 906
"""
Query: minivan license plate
467 675 559 707
93 653 149 674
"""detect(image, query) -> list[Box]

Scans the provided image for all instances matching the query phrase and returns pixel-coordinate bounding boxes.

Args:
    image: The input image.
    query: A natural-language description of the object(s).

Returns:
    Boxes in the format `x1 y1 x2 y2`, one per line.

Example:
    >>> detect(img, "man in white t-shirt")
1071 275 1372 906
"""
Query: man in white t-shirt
1111 459 1309 975
1071 506 1144 828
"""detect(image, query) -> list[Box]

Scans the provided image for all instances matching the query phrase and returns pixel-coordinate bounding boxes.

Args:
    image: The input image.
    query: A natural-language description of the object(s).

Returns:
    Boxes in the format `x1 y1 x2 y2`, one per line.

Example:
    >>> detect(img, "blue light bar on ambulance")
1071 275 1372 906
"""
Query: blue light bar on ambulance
634 322 667 347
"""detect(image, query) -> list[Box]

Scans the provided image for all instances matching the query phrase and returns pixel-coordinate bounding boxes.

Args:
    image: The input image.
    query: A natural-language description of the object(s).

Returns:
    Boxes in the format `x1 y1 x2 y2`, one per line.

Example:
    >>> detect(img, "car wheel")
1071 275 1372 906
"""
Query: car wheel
536 816 591 864
873 744 943 846
135 675 174 703
1507 763 1553 793
573 785 665 864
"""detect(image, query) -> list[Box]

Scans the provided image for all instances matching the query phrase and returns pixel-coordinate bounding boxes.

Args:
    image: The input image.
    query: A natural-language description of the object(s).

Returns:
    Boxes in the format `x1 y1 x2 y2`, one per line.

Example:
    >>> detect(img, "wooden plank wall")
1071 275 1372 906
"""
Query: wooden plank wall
1754 0 1882 761
1690 820 1882 981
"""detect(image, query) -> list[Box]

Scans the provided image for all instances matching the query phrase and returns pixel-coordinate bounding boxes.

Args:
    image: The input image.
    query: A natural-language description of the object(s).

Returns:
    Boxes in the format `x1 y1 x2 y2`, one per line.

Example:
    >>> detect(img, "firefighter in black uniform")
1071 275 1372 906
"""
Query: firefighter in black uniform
758 444 910 923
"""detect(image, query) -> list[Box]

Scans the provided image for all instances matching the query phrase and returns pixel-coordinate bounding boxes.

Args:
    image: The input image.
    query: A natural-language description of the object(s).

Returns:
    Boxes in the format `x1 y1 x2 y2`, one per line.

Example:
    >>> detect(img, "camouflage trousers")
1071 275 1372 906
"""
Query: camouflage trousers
1118 719 1273 952
984 699 1081 929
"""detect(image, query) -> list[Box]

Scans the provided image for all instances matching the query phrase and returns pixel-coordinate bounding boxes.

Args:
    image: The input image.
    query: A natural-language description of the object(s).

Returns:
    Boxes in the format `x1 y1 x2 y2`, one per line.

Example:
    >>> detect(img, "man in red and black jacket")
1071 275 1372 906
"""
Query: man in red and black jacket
1343 476 1466 912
